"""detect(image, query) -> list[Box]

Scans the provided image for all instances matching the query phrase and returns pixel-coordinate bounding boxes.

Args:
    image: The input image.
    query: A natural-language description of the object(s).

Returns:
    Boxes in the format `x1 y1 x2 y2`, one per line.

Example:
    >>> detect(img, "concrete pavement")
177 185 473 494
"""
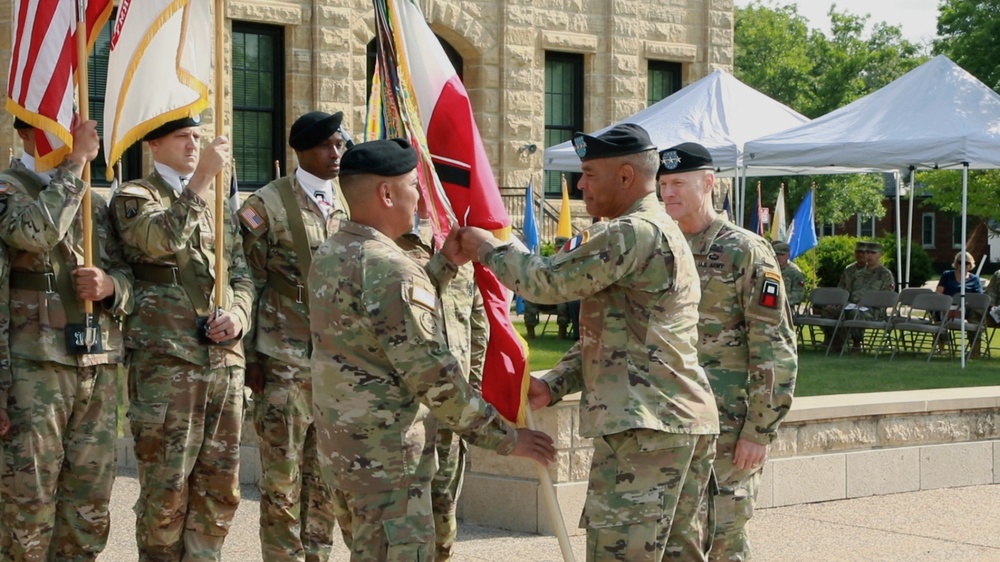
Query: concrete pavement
99 468 1000 561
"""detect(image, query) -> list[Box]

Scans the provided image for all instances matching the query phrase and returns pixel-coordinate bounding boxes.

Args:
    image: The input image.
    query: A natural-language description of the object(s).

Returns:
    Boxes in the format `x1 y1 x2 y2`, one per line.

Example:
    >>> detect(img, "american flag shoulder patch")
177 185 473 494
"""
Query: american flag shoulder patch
239 206 266 232
563 231 590 253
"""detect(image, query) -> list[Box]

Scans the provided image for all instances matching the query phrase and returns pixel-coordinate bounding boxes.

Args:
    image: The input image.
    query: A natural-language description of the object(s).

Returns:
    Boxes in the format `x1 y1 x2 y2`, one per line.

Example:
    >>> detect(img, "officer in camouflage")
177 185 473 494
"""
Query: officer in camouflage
239 111 350 562
838 241 867 294
457 124 720 562
110 116 254 561
837 241 895 350
659 142 797 562
772 241 806 310
396 206 488 562
309 138 555 562
0 117 133 560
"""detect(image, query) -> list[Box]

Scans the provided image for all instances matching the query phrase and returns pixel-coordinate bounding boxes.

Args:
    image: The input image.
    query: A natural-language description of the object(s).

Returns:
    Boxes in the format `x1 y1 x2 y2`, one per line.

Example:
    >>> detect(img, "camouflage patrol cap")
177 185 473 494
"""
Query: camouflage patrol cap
864 241 883 252
339 138 417 177
854 241 867 251
772 241 791 254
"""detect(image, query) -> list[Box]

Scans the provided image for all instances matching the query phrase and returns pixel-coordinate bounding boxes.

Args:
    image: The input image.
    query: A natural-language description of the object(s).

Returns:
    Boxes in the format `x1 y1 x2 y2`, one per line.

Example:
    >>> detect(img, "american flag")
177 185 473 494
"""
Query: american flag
6 0 112 171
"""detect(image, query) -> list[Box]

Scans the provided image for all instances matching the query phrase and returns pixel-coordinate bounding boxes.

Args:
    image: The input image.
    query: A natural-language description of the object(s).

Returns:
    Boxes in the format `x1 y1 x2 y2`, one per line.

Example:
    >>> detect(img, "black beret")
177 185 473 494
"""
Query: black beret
658 142 714 176
13 117 32 130
339 138 418 177
290 111 344 151
143 116 201 141
572 123 656 162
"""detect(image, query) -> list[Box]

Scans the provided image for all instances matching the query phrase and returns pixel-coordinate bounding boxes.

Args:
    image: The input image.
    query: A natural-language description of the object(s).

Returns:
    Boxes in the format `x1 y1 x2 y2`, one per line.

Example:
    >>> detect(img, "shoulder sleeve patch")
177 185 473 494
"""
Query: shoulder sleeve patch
562 230 591 253
410 284 437 311
758 277 781 308
238 206 266 233
118 184 155 199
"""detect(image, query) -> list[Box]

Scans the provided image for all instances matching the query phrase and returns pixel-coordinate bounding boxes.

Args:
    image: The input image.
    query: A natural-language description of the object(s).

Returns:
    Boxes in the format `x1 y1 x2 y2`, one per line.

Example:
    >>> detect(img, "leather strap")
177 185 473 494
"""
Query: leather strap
275 176 313 309
146 177 212 316
9 271 56 292
266 270 305 303
132 264 179 285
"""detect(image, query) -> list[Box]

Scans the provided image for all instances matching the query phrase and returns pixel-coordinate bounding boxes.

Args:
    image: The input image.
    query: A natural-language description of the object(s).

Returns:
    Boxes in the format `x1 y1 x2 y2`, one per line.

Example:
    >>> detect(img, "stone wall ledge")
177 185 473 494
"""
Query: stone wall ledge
784 386 1000 422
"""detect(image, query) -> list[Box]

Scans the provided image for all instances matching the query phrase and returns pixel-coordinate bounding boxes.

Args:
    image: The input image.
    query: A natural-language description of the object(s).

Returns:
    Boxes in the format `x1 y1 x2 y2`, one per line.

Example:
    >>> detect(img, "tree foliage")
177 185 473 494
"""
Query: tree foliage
934 0 1000 91
734 2 927 228
914 169 1000 223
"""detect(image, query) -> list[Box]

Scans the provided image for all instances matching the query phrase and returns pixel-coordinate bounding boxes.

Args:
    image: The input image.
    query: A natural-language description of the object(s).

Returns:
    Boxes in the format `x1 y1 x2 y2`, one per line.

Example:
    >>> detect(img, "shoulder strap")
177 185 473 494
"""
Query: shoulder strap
275 176 314 288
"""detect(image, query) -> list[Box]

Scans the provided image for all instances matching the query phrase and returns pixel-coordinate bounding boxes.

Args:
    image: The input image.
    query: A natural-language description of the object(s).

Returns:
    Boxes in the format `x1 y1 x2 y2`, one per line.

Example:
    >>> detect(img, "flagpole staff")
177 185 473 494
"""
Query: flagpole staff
525 407 577 562
274 159 281 180
213 0 227 310
75 0 96 346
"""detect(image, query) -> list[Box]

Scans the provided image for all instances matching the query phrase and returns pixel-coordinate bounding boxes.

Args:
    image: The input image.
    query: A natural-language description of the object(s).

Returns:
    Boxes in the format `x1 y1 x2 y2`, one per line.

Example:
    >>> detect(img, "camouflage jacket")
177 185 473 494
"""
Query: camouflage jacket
239 173 347 368
848 265 895 303
310 219 516 493
479 193 719 438
782 261 807 308
110 171 254 368
0 243 10 407
0 160 133 370
838 262 862 293
685 215 797 444
397 220 488 390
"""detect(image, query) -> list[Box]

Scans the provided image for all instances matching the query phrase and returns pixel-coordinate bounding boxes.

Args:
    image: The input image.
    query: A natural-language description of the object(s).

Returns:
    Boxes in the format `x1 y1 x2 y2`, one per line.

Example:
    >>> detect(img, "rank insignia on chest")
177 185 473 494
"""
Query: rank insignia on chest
759 276 781 308
563 231 590 252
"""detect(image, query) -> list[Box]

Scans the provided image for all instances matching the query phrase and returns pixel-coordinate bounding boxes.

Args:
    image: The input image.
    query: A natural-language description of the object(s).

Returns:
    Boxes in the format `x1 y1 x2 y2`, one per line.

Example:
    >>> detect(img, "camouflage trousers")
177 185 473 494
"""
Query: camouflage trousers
708 431 762 562
430 427 467 562
127 350 244 562
338 479 436 562
253 358 338 562
0 359 117 562
581 430 716 562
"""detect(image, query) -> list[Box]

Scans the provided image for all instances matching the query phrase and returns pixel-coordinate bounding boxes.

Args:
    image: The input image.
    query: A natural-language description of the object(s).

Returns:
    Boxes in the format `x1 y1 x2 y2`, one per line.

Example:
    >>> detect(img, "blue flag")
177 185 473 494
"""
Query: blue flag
788 189 818 259
721 189 733 222
516 180 540 315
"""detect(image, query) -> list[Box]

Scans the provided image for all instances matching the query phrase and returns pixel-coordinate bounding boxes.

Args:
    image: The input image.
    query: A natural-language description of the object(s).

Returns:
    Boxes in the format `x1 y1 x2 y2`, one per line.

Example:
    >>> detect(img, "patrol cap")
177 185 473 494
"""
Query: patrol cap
865 241 883 252
572 123 656 162
289 111 344 151
658 142 714 176
854 241 867 251
13 117 31 130
339 138 417 177
772 241 791 254
143 115 201 141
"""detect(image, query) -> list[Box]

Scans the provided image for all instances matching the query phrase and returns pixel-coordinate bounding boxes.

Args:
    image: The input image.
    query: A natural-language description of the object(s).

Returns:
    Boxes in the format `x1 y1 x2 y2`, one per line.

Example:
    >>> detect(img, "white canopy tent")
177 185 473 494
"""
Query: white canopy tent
543 69 816 221
745 55 1000 366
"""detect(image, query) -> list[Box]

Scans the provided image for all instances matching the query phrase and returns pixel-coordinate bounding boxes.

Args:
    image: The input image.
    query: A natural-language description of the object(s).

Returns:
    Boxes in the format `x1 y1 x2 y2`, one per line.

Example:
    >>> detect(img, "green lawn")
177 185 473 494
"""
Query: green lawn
515 320 1000 396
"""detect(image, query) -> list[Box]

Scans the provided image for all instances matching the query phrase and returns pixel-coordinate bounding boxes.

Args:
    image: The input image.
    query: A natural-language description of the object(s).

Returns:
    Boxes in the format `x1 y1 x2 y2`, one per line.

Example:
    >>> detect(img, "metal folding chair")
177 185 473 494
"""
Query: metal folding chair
944 292 992 360
795 287 849 356
890 293 953 362
835 290 899 358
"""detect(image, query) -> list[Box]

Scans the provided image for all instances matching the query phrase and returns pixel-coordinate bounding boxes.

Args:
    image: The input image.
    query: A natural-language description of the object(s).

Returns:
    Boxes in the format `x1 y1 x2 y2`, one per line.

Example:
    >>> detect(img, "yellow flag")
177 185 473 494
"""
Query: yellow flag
557 174 572 238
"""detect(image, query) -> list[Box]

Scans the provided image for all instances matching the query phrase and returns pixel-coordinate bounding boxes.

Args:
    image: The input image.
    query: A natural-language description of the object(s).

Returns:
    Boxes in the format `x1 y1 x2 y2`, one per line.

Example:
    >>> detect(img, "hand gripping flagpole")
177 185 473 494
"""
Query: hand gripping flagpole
75 0 96 351
213 0 227 313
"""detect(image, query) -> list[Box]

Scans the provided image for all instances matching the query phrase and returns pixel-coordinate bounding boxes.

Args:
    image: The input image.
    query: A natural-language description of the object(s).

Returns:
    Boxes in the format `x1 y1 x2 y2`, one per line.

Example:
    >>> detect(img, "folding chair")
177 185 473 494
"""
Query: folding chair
795 287 849 356
835 290 898 358
944 292 993 360
890 293 953 362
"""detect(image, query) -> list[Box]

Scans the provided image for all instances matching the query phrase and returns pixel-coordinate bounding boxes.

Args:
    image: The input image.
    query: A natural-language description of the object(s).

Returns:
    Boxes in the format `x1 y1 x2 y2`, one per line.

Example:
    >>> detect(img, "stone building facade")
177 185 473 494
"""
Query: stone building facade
0 0 733 202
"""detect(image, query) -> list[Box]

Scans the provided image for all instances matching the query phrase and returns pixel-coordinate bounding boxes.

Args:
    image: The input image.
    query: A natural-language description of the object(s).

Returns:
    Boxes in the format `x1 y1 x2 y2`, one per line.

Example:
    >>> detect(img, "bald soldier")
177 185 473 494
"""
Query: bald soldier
457 124 720 562
240 111 350 562
771 241 806 310
110 116 254 561
659 142 797 562
0 117 132 560
309 138 554 561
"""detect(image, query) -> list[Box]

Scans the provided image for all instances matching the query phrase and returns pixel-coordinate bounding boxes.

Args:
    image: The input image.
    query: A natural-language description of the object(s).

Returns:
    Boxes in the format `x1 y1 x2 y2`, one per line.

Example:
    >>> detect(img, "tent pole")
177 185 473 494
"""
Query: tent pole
893 170 902 291
906 168 915 287
960 164 969 368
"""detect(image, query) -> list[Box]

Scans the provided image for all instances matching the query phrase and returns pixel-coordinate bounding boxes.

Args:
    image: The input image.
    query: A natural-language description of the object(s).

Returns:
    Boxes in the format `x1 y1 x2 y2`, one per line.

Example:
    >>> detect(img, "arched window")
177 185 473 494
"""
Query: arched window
366 34 464 99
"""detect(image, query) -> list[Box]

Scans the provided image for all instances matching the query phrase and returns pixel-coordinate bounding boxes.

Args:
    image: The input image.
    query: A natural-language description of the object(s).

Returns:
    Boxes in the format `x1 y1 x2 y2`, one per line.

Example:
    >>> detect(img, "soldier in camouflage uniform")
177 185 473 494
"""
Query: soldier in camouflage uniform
110 117 254 562
0 118 132 561
772 241 806 310
239 111 350 562
396 210 488 562
838 241 867 294
309 139 555 562
839 242 895 350
659 142 797 562
458 125 720 562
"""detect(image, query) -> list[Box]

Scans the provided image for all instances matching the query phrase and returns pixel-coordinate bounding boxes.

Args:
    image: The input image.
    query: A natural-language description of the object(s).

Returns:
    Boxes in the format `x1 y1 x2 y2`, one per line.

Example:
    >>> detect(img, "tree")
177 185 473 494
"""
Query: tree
916 169 1000 223
733 3 816 114
934 0 1000 91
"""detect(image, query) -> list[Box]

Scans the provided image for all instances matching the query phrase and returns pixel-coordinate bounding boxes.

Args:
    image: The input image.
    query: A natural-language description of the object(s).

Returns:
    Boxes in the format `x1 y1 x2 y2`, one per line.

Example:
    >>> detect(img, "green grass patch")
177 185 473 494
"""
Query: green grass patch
512 319 1000 396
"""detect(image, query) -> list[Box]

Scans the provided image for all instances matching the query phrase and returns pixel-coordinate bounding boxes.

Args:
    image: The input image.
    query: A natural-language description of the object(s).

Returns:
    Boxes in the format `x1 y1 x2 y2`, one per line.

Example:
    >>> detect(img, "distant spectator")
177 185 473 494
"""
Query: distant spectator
936 251 983 298
772 241 805 309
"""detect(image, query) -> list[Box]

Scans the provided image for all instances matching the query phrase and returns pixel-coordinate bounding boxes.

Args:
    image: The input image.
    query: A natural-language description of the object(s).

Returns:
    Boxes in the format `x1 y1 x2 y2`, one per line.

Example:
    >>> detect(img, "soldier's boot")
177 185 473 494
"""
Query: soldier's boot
558 325 567 339
527 326 536 339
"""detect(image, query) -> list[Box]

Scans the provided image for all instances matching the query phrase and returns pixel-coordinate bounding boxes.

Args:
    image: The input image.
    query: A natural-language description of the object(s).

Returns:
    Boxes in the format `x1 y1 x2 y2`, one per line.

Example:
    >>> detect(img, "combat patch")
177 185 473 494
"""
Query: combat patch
563 231 590 252
123 199 138 219
758 271 782 308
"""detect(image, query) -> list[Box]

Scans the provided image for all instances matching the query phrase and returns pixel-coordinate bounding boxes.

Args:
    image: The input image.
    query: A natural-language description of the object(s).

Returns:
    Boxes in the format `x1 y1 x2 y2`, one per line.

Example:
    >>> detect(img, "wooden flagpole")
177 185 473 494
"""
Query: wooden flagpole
274 159 281 180
525 408 577 562
75 0 93 318
214 0 227 310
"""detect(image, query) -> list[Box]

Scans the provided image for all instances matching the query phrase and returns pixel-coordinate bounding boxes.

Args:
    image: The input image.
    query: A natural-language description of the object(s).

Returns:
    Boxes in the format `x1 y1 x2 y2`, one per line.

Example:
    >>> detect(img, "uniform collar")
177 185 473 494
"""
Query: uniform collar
686 214 729 255
153 161 189 194
338 219 406 252
295 168 334 215
18 153 52 184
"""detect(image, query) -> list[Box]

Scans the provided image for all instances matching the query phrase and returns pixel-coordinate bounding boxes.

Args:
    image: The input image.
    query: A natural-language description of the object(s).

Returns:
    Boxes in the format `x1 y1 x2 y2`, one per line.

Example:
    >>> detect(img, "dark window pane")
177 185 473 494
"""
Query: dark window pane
544 53 583 198
648 61 682 106
232 23 284 190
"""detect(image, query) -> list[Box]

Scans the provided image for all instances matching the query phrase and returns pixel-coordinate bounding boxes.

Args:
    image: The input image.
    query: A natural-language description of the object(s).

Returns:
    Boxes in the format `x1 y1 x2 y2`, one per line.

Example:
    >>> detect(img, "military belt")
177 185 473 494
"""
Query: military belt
132 264 180 285
9 271 56 293
267 271 305 304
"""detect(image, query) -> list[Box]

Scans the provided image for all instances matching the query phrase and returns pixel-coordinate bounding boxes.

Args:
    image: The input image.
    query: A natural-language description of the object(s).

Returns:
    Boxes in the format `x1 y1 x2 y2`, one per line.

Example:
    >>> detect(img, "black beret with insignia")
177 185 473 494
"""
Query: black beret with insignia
658 142 714 176
143 115 201 141
339 138 418 177
572 123 656 162
13 117 32 130
289 111 344 151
